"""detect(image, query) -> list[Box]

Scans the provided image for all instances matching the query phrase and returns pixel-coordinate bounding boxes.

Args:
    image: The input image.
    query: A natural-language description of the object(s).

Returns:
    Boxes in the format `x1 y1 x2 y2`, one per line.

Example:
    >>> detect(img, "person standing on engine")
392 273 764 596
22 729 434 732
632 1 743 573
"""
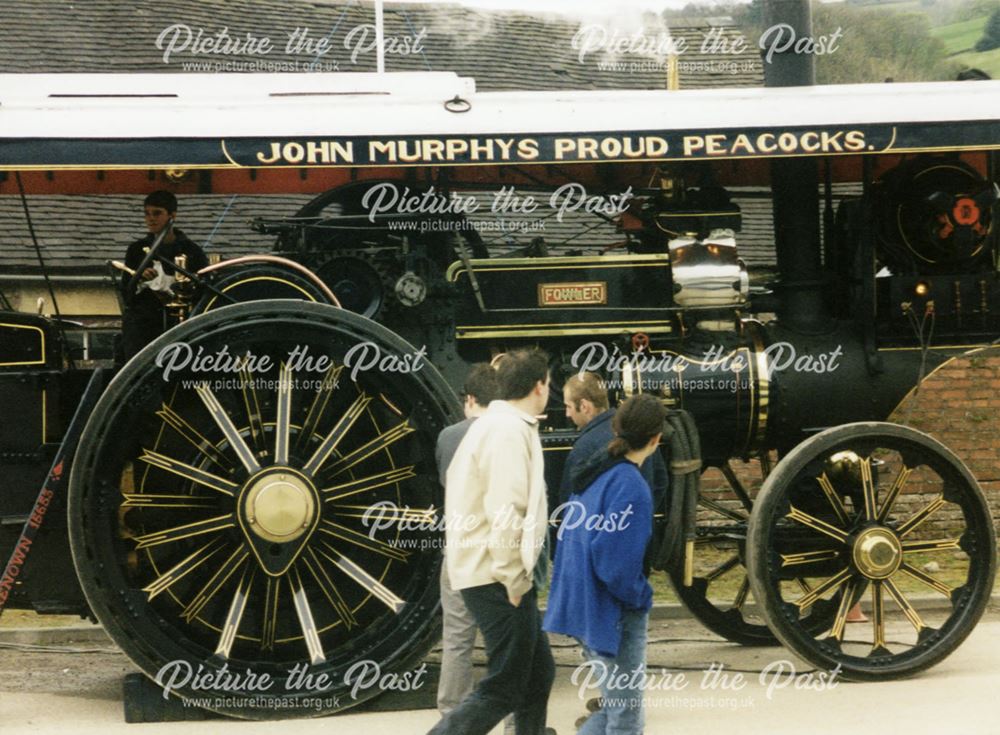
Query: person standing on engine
120 190 207 359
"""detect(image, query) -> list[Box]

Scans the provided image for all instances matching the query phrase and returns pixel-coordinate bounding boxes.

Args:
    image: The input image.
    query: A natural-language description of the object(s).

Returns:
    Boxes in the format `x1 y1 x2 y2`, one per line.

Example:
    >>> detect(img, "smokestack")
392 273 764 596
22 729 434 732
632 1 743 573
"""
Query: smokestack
763 0 816 87
764 0 827 332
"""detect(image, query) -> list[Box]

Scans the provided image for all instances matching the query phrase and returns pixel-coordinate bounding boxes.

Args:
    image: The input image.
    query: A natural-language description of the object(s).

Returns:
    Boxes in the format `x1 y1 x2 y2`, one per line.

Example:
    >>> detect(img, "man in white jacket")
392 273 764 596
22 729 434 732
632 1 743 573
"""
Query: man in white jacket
428 349 554 735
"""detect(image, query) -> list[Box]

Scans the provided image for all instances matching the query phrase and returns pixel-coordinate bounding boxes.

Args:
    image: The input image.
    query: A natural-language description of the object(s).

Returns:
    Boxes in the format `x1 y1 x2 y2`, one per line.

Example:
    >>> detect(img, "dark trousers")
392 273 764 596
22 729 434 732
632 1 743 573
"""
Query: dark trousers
428 583 555 735
121 304 166 361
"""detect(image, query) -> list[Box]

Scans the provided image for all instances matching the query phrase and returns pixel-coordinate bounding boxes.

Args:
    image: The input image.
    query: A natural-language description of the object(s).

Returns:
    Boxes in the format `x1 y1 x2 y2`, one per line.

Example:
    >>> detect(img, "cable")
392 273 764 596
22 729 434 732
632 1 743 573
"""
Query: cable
400 9 433 71
306 1 354 71
0 641 119 654
900 301 936 427
203 194 238 248
14 172 75 369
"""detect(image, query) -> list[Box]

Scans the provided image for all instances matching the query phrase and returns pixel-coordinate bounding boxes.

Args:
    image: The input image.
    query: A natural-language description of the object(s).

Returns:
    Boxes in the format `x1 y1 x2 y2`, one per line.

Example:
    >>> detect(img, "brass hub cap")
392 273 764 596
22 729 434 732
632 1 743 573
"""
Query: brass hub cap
243 471 316 543
852 527 903 579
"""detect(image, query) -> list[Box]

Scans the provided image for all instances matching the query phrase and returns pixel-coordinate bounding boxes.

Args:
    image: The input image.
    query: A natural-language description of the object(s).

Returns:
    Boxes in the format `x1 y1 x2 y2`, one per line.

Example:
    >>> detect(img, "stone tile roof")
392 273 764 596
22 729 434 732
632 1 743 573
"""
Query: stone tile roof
0 194 308 274
0 1 763 90
0 188 785 275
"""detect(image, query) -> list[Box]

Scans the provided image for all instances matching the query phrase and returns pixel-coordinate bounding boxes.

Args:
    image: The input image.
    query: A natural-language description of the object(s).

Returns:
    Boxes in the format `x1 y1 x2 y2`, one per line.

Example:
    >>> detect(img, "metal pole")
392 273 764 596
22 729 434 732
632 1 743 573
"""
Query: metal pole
765 0 826 332
763 0 815 87
375 0 385 74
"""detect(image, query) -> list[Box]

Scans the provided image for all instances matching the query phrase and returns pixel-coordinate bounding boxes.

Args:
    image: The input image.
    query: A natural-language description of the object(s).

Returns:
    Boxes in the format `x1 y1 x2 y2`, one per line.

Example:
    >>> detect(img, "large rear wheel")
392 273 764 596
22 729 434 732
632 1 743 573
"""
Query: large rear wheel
69 300 459 718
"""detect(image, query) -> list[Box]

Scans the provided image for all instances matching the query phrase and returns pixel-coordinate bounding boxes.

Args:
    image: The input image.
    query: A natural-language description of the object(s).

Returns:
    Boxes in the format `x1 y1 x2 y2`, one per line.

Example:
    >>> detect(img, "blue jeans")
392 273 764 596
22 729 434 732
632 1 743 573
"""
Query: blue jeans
577 609 648 735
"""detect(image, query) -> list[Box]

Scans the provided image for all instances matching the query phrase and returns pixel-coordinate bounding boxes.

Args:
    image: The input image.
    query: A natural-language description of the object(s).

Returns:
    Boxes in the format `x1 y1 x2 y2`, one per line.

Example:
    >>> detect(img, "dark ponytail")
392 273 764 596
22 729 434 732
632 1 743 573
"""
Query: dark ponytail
608 394 667 458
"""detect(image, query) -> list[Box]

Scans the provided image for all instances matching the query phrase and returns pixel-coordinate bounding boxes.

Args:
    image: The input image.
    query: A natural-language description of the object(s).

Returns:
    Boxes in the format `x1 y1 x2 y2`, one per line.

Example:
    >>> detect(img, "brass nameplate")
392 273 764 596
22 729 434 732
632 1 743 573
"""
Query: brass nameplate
538 282 607 307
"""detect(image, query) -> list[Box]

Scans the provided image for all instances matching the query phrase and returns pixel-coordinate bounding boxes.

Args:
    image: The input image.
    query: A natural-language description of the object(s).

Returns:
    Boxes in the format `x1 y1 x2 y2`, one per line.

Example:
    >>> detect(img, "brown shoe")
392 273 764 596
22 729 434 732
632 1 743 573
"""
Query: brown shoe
845 603 868 623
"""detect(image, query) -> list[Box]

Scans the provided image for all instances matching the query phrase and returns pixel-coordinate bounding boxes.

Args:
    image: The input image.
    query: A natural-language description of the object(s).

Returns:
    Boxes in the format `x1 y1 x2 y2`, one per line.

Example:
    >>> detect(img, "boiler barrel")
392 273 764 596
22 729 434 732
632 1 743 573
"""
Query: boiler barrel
616 322 936 462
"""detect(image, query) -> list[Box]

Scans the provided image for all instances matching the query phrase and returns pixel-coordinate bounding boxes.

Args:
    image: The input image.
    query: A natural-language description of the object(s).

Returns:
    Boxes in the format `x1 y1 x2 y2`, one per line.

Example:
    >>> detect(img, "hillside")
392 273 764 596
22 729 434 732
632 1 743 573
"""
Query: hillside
932 10 1000 76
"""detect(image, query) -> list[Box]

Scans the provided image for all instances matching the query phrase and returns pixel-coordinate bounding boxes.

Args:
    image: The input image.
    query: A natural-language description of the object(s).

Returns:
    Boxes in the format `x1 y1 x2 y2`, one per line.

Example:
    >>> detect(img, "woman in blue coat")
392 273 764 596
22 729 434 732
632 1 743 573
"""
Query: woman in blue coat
544 393 666 734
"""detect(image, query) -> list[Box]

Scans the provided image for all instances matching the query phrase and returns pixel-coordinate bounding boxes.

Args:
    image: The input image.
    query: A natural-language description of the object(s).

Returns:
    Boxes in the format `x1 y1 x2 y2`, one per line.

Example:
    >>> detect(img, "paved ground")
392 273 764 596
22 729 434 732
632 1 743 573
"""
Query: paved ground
2 603 999 735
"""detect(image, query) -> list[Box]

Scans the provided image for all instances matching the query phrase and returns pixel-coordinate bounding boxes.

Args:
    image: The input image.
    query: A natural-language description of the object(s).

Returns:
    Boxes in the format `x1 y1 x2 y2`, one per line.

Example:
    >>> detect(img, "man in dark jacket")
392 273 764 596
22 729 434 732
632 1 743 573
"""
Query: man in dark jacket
121 190 207 359
559 372 668 511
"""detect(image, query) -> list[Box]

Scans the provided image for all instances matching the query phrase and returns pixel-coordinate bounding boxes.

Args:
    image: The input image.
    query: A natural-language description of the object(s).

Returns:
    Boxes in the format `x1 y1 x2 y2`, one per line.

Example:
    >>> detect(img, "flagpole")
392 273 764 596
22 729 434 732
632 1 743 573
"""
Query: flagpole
375 0 385 73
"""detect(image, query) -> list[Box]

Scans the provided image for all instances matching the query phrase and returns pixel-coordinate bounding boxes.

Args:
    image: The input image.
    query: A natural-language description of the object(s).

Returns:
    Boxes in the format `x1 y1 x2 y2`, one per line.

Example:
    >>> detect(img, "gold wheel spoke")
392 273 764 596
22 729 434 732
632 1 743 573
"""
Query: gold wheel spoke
134 514 235 549
795 568 851 611
261 577 280 653
319 523 410 562
876 465 912 522
122 493 218 510
139 450 238 496
899 562 954 597
698 497 747 523
379 393 404 416
883 577 925 633
324 420 415 479
195 383 260 475
817 472 850 527
215 567 255 659
328 503 436 525
897 496 946 538
317 548 406 613
239 365 266 456
902 538 961 553
786 505 849 543
795 579 814 614
733 575 750 610
829 579 859 641
302 549 357 630
143 538 225 599
302 392 373 475
157 404 234 473
703 554 741 582
289 567 326 665
860 459 878 522
872 581 886 650
274 362 293 466
295 365 343 455
182 546 250 623
780 549 840 568
322 466 417 502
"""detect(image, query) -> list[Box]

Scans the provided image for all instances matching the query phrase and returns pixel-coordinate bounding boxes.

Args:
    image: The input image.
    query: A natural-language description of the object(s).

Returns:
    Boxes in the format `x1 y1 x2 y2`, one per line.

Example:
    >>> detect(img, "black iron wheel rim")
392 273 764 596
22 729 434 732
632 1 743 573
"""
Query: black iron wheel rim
69 300 460 718
668 462 836 646
747 422 996 681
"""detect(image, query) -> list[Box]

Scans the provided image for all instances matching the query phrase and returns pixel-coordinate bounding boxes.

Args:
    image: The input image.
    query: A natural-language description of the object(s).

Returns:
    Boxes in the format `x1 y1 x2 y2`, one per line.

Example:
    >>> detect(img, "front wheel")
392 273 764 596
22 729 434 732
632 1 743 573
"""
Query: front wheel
747 422 996 681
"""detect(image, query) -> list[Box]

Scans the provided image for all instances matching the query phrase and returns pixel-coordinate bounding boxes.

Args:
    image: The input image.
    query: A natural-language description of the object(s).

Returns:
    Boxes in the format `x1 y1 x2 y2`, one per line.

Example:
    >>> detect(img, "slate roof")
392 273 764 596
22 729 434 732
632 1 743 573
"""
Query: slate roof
0 188 790 275
0 1 763 90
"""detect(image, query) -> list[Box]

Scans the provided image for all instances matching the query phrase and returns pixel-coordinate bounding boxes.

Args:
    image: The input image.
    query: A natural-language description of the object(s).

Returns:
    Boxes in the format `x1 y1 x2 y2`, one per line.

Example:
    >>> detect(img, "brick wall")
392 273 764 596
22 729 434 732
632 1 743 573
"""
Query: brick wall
895 349 1000 544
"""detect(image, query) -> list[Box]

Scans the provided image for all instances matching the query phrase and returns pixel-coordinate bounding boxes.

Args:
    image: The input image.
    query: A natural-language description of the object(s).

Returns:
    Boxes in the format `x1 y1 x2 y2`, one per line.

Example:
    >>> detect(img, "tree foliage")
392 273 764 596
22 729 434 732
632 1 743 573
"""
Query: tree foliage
975 8 1000 51
812 4 957 83
727 2 958 84
678 0 962 84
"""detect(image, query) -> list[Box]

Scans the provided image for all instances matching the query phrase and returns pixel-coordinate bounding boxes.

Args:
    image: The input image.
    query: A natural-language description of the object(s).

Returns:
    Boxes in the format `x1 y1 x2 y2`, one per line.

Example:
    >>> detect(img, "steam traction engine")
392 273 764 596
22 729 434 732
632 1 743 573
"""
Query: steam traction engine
1 88 999 719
